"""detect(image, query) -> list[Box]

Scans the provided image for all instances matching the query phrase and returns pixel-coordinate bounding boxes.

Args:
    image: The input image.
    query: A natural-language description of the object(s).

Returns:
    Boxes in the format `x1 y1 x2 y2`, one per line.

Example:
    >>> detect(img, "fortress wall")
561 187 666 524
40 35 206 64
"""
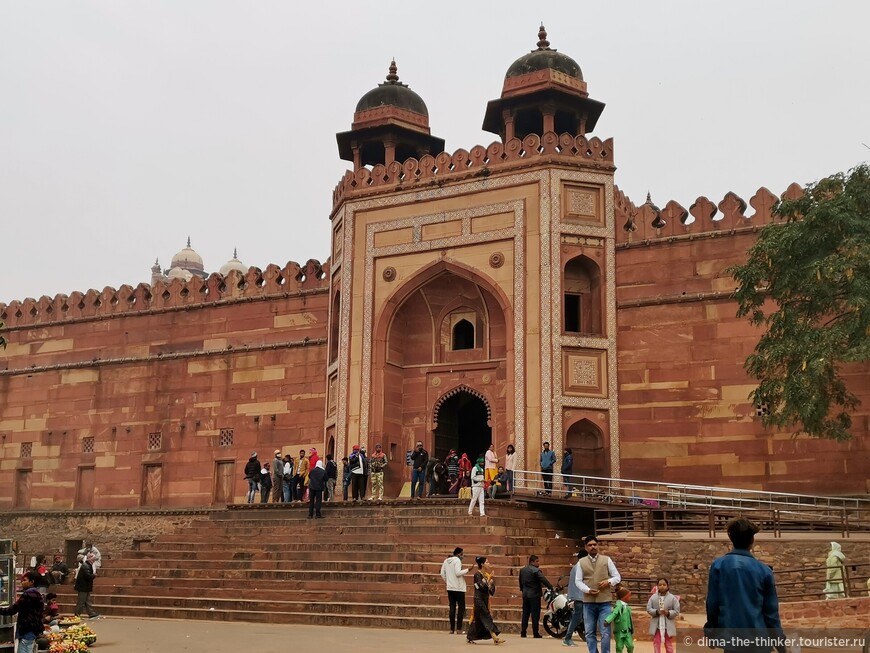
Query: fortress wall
614 208 870 495
0 262 331 509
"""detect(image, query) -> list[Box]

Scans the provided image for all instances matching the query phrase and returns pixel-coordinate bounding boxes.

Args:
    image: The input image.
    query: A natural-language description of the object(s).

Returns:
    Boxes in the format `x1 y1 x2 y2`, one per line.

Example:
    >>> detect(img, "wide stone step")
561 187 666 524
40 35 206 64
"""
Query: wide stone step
209 509 558 525
62 593 525 619
111 554 552 571
142 535 560 557
50 602 527 633
218 499 537 516
56 584 450 604
174 523 547 537
119 546 531 567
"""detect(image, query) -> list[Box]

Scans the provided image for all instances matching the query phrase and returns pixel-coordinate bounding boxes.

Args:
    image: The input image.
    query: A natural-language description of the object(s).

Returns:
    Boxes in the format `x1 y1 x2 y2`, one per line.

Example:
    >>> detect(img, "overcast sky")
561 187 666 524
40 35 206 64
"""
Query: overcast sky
1 1 868 304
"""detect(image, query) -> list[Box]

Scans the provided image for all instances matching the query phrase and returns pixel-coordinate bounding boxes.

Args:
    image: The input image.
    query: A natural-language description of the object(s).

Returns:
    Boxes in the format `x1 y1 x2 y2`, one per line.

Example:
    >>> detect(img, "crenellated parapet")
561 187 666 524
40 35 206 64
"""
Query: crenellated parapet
614 182 805 245
333 132 614 207
0 259 329 329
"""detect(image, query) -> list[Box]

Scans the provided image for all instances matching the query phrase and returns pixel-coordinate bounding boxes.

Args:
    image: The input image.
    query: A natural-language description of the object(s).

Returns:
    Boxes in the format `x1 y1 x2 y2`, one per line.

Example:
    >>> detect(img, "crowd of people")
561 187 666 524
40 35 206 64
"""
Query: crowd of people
0 543 102 653
440 519 787 653
240 441 531 518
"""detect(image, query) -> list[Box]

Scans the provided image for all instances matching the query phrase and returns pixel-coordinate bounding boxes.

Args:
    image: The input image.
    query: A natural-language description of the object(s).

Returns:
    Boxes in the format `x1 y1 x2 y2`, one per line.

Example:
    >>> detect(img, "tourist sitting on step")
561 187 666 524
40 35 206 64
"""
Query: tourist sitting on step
49 555 69 585
43 592 60 626
488 467 507 500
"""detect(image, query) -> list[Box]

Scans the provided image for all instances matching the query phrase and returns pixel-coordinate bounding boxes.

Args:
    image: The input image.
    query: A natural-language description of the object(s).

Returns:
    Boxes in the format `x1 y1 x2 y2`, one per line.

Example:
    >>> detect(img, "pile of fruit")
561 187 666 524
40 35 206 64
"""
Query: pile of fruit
48 641 89 653
57 616 81 627
47 623 96 652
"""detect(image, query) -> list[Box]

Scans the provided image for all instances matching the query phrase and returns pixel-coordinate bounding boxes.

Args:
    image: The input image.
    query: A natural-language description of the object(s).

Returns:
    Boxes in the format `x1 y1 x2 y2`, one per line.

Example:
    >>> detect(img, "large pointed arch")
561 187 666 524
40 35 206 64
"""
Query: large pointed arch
368 256 514 497
374 257 514 341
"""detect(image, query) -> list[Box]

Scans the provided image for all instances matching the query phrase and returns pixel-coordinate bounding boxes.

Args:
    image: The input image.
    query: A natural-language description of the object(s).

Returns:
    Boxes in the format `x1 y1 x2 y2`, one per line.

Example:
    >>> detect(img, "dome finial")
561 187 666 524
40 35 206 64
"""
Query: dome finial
537 23 550 50
386 59 399 83
646 191 652 204
186 236 191 248
233 247 238 259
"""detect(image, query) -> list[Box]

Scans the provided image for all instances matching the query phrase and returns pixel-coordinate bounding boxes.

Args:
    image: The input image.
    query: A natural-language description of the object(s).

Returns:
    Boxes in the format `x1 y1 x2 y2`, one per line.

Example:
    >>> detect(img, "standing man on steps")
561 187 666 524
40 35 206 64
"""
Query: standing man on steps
576 535 621 653
440 547 470 634
540 441 556 495
519 554 553 638
369 444 388 500
410 441 428 499
271 450 284 502
563 551 586 647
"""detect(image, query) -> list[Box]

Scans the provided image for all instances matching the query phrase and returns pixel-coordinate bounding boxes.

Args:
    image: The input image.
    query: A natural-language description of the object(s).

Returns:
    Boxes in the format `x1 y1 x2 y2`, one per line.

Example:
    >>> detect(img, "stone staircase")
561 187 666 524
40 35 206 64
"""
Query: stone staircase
52 500 581 631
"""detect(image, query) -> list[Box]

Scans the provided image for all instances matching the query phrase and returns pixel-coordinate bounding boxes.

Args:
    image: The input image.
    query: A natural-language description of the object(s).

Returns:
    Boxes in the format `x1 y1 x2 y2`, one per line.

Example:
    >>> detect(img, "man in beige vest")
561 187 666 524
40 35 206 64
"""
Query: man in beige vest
575 535 621 653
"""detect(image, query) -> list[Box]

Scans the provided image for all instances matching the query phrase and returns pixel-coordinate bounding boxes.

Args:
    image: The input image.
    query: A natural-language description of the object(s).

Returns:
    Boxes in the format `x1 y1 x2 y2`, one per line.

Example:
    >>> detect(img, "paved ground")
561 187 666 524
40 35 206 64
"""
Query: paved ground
82 616 671 652
68 616 870 652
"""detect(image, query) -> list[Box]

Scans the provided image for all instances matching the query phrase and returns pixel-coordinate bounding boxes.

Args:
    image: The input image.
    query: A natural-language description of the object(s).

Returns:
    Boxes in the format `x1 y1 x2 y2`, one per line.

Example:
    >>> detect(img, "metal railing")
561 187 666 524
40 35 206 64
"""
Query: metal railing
511 470 870 536
774 561 870 602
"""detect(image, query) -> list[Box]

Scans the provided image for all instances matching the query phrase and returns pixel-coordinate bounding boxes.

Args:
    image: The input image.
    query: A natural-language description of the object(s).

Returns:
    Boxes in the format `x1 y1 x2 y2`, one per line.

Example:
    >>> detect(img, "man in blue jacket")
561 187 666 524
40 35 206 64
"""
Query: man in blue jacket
705 518 785 653
540 441 556 495
562 551 585 647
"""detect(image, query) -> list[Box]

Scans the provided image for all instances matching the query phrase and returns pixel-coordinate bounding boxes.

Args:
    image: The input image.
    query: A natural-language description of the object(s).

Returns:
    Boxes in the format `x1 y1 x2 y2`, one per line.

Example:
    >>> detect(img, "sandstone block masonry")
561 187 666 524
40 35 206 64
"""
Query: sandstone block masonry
0 260 330 509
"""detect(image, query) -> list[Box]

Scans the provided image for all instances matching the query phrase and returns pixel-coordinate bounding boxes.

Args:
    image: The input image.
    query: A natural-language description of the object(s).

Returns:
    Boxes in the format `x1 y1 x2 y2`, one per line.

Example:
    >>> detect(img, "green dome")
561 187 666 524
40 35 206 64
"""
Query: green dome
355 61 429 117
505 25 583 82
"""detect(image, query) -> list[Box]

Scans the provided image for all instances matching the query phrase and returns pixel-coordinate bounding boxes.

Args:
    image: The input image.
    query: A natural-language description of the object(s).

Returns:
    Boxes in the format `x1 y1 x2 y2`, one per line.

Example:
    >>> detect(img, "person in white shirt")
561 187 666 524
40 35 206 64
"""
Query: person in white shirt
440 547 470 634
77 543 101 575
468 457 487 517
504 444 516 493
484 444 499 484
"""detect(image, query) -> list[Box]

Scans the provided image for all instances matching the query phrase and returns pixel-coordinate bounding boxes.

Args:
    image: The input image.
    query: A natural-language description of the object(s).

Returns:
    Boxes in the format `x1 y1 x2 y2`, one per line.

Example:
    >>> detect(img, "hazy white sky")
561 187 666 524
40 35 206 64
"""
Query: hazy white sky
1 1 868 304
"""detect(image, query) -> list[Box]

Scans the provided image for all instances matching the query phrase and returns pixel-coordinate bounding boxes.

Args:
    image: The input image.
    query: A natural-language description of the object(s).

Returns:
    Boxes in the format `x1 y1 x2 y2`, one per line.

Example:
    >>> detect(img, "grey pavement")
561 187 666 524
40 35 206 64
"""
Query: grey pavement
83 616 666 652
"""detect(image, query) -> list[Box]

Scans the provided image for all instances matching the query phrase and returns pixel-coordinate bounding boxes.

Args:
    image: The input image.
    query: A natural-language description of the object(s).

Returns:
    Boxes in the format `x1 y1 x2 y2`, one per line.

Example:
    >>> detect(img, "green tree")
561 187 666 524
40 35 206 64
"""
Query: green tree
730 164 870 441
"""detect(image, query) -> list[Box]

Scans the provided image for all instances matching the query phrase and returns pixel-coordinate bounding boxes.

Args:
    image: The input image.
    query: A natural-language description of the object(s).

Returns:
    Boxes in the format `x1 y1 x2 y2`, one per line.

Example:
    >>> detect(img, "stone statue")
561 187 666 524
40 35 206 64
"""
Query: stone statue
823 541 846 599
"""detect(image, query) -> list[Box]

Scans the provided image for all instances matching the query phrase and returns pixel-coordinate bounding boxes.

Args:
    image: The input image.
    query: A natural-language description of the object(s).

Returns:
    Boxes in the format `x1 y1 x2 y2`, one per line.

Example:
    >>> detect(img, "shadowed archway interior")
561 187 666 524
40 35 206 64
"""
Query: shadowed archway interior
433 390 491 464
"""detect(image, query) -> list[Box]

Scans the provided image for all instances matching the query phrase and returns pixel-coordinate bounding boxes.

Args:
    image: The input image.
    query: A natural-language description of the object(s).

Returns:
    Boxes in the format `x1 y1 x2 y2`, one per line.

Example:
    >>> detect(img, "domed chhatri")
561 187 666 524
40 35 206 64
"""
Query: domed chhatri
354 60 429 117
482 24 605 141
505 24 583 83
170 237 205 275
336 61 445 169
219 248 247 277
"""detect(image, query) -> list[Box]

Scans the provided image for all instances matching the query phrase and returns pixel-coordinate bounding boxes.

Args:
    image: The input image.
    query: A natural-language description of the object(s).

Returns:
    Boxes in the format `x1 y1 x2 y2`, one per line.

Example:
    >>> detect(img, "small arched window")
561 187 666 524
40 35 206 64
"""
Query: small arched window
452 319 475 351
564 255 602 335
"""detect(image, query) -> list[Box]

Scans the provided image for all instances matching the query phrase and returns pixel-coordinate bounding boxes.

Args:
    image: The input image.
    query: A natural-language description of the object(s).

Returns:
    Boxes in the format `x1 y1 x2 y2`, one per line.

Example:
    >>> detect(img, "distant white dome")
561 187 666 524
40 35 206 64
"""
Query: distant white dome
170 237 205 275
167 266 193 281
219 248 247 276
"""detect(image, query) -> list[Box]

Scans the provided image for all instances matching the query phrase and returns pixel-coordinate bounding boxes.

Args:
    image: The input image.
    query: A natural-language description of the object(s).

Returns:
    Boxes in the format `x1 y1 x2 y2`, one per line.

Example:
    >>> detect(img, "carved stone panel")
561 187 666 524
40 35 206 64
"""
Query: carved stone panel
562 348 608 398
562 183 604 226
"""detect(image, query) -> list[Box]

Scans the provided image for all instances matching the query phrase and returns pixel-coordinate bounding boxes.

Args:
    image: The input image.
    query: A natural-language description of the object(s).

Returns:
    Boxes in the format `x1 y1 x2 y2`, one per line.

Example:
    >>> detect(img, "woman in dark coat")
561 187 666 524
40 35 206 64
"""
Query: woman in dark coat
466 556 505 645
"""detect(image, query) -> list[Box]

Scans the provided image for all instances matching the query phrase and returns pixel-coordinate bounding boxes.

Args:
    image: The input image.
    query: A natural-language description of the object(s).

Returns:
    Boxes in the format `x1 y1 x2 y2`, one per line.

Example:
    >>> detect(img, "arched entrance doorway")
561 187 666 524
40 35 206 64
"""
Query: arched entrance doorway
433 389 492 463
565 419 607 478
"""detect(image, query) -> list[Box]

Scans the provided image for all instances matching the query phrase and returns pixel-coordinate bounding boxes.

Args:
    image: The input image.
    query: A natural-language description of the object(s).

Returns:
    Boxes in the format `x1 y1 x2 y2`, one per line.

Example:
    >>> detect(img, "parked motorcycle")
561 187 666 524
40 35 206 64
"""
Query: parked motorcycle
542 575 582 638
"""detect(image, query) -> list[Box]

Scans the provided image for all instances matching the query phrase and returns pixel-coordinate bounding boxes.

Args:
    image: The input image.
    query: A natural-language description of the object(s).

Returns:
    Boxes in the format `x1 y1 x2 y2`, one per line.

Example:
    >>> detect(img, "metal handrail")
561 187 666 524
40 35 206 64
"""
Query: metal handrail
511 469 869 535
512 469 870 511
